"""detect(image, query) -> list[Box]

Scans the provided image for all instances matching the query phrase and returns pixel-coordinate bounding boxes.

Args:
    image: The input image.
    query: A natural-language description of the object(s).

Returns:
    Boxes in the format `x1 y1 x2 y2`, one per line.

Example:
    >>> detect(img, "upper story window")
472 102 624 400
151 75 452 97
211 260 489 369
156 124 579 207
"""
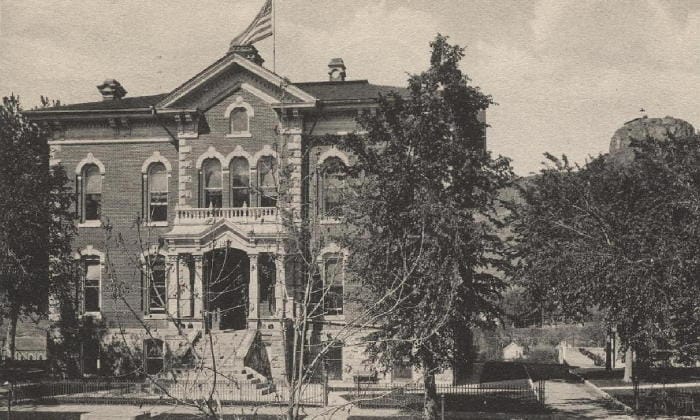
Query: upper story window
145 255 167 315
230 157 250 207
82 255 101 314
225 96 253 138
323 253 344 316
147 163 168 222
230 108 249 134
321 157 347 219
258 156 277 208
202 158 223 208
83 164 102 222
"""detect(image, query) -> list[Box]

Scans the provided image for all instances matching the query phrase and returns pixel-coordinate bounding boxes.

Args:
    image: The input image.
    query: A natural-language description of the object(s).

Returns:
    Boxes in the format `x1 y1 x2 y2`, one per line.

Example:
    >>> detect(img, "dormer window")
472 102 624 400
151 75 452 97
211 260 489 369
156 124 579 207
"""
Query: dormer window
225 96 253 138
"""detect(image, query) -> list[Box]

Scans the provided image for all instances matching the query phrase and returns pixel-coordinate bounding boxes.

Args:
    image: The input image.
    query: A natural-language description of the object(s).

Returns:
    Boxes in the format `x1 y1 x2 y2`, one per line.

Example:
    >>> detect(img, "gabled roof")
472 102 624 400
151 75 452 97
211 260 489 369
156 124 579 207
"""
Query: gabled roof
29 60 407 114
294 80 408 103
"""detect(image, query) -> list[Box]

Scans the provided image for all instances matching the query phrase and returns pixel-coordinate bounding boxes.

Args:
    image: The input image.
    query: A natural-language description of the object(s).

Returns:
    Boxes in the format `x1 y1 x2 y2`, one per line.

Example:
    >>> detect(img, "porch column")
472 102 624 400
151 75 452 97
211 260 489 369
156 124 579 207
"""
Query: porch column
248 252 259 324
193 255 204 320
166 255 179 319
275 255 285 318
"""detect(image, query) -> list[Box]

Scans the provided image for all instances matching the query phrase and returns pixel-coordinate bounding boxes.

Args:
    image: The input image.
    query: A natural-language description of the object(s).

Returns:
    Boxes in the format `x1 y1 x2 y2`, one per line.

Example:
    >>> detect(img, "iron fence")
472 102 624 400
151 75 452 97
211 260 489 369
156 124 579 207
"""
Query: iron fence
338 381 546 413
610 385 699 416
5 379 325 407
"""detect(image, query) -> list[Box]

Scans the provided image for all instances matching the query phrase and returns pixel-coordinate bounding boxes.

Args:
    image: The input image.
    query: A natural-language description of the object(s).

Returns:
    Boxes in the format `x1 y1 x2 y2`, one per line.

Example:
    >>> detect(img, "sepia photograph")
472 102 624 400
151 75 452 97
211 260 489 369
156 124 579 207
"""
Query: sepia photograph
0 0 698 418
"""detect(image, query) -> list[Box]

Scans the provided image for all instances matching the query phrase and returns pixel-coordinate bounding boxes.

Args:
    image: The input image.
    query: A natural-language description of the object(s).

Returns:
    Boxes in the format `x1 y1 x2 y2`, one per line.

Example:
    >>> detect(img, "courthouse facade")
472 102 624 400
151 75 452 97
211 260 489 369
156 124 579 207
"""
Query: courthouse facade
27 44 427 384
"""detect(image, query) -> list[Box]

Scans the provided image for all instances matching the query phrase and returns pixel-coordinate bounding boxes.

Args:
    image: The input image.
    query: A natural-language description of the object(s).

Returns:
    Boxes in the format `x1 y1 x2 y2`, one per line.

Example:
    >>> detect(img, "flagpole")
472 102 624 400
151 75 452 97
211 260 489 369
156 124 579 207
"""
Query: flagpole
272 0 276 73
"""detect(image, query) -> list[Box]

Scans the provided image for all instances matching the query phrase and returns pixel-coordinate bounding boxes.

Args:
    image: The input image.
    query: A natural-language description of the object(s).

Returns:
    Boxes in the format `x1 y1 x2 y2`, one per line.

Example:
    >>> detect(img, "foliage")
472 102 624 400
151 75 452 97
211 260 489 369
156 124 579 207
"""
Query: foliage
512 137 700 369
0 95 75 359
336 34 513 419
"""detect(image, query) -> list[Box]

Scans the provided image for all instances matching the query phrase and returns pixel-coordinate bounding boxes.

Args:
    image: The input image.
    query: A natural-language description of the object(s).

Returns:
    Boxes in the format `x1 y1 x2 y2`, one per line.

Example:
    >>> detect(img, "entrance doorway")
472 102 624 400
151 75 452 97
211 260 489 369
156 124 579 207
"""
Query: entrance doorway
203 248 249 330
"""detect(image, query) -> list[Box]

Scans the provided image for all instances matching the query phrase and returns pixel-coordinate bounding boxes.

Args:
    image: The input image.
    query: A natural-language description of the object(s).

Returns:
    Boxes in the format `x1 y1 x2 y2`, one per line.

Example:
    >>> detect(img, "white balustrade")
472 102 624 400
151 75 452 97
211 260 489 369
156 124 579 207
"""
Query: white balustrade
174 206 278 225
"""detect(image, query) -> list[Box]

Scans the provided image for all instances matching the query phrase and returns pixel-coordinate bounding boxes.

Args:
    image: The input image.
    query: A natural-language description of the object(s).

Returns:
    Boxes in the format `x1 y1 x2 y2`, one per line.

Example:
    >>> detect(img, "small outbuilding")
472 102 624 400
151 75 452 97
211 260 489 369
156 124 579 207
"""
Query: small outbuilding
502 341 525 361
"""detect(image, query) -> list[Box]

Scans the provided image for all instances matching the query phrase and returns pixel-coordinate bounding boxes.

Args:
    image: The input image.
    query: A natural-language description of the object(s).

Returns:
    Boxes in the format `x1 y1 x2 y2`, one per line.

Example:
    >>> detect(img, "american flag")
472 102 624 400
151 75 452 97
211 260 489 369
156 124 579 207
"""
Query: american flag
230 0 273 46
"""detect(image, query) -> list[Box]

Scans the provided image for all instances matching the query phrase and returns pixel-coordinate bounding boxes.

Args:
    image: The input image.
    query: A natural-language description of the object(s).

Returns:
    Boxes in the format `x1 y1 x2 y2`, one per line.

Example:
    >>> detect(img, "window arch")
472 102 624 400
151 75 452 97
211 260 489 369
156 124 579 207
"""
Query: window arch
201 158 223 208
143 253 167 315
230 157 250 207
146 163 168 222
321 157 347 219
258 155 277 208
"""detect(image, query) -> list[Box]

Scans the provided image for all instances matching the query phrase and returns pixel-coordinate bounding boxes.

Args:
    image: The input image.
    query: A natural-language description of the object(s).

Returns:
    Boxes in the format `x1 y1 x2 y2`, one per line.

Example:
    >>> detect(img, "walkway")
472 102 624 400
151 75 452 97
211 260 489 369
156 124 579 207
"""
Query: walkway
545 379 631 419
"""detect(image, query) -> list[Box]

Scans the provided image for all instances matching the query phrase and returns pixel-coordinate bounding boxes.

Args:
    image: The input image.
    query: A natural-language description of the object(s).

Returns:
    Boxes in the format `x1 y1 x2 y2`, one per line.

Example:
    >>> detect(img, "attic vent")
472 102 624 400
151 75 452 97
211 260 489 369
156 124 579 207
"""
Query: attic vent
97 79 127 101
328 58 346 82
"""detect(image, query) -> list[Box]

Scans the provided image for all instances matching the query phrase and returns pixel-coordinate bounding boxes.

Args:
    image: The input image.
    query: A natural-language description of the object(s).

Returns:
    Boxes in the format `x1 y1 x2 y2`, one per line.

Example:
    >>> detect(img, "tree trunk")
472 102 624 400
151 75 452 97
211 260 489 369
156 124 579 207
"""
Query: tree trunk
422 360 439 420
623 347 634 383
8 308 19 361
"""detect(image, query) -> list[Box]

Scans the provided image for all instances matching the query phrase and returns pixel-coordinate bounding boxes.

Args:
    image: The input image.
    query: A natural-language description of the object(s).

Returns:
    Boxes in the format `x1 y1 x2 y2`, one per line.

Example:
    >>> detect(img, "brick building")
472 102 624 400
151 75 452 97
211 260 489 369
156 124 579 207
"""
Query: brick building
27 44 467 385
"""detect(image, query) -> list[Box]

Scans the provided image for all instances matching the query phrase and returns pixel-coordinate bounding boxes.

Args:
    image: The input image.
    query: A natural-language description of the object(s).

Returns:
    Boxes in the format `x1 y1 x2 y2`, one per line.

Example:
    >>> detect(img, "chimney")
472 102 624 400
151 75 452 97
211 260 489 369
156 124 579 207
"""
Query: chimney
97 79 127 101
228 44 264 66
328 58 346 82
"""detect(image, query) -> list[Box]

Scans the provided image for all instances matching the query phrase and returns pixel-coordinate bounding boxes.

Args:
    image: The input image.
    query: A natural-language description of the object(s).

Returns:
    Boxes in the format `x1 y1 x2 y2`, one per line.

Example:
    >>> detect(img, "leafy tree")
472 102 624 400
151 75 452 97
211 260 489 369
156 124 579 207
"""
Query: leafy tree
513 137 700 382
0 95 74 360
336 35 513 419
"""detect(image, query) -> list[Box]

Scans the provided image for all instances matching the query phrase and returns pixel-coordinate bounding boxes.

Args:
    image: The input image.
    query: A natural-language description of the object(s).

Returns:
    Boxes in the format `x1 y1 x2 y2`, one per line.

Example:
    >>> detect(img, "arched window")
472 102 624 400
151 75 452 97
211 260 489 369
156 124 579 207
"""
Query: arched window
230 107 249 134
323 253 343 316
258 156 277 207
147 163 168 222
145 255 167 314
321 157 347 218
82 255 101 313
83 164 102 222
144 338 164 375
230 157 250 207
202 158 222 208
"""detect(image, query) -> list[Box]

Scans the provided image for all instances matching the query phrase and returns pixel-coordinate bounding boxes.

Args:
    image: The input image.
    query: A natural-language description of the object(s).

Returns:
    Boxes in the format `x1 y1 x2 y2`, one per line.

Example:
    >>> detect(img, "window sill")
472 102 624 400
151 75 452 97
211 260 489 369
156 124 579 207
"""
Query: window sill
226 132 252 138
145 221 169 227
144 313 168 320
81 312 102 320
324 314 345 322
78 220 102 228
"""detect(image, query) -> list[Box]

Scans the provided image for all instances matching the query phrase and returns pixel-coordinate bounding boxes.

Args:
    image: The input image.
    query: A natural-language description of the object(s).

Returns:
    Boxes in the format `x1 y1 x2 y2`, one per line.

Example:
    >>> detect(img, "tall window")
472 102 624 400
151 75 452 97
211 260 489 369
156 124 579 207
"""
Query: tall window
230 108 248 134
82 256 101 313
258 156 277 207
230 157 250 207
202 159 222 208
144 338 164 375
147 163 168 222
321 157 347 218
324 343 343 380
83 164 102 221
147 255 167 314
323 253 343 316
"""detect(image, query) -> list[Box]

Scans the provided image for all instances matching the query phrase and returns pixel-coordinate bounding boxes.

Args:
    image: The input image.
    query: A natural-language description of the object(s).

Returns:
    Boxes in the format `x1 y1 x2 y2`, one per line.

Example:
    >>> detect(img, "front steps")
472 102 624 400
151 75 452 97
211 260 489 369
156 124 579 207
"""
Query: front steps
167 329 276 395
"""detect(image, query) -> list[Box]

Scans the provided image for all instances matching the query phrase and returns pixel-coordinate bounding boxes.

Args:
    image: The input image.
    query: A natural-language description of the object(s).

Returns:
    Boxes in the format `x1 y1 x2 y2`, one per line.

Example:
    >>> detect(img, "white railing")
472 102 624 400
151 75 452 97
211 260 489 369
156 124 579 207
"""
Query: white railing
175 206 278 225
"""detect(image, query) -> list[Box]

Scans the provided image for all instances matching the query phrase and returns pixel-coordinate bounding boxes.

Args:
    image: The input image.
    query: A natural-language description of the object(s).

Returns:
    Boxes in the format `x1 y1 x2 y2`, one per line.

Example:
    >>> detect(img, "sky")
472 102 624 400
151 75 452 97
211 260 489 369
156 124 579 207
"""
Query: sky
1 0 699 174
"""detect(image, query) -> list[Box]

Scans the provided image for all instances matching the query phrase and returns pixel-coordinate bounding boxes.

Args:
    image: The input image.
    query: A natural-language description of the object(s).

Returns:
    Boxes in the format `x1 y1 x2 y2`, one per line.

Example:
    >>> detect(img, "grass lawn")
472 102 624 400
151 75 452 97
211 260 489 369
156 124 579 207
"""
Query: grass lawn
580 367 700 388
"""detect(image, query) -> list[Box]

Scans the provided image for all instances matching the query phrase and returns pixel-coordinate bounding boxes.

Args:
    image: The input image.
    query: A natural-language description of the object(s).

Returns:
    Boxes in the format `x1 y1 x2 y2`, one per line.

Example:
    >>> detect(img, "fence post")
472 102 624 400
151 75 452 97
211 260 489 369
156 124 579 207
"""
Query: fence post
323 372 329 407
440 393 445 420
7 381 12 420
